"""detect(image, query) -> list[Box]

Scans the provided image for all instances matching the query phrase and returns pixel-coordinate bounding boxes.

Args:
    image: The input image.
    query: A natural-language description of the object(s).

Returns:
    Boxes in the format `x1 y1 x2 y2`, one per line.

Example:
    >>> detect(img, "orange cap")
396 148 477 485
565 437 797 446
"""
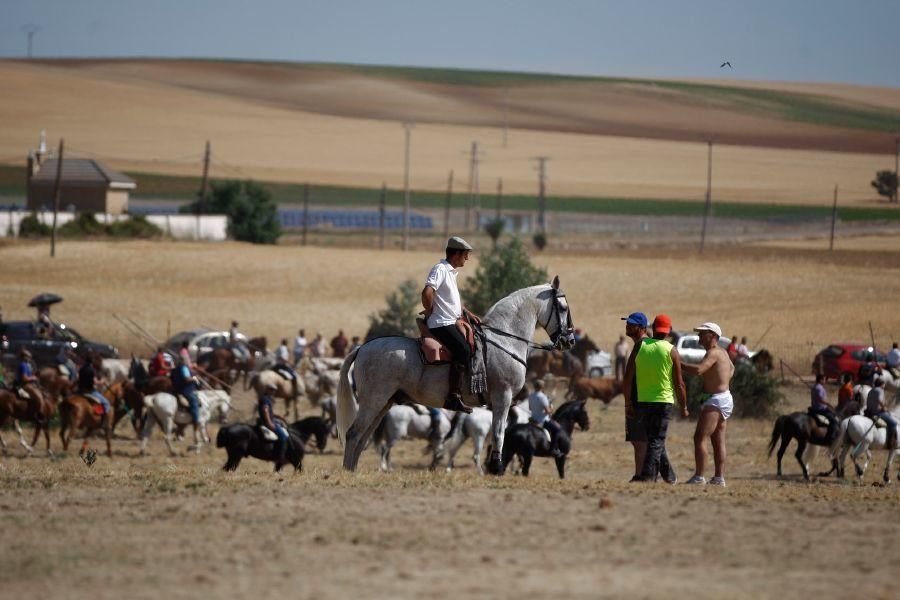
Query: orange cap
652 314 672 334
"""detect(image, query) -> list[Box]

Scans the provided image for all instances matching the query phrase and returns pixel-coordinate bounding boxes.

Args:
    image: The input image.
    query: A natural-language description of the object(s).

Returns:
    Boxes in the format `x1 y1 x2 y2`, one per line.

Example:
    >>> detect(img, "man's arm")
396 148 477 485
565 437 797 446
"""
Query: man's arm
462 306 481 324
421 286 435 316
670 349 688 417
622 344 640 417
686 350 718 377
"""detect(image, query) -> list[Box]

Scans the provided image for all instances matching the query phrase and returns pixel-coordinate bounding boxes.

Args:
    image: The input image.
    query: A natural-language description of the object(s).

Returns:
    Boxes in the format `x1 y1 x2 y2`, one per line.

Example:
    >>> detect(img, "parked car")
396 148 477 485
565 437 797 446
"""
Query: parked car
0 320 119 368
584 349 613 378
672 332 755 365
811 343 886 383
164 329 249 360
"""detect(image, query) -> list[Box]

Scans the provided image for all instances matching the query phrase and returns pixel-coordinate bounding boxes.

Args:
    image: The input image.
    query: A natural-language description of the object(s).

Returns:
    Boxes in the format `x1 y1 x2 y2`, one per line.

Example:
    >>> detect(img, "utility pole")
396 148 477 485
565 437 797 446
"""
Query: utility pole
443 170 453 240
465 141 480 231
302 183 309 246
532 156 549 233
829 184 839 251
495 177 503 220
50 138 64 258
894 136 899 203
699 140 713 254
379 182 387 250
502 88 509 148
402 122 413 251
197 140 210 214
22 25 39 59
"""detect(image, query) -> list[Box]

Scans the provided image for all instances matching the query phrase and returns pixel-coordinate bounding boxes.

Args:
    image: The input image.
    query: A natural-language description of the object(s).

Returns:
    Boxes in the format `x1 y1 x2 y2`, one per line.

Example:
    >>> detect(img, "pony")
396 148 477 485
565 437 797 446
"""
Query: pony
289 416 330 453
338 277 575 475
247 369 303 421
444 407 493 474
767 411 839 480
501 400 590 479
834 406 900 484
216 422 305 472
0 387 56 456
139 390 231 456
58 383 125 457
372 404 453 471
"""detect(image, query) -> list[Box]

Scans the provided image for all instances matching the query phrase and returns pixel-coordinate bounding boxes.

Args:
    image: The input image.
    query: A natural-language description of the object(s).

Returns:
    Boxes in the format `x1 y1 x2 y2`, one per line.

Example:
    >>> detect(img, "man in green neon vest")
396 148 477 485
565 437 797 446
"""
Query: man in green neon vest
635 314 688 482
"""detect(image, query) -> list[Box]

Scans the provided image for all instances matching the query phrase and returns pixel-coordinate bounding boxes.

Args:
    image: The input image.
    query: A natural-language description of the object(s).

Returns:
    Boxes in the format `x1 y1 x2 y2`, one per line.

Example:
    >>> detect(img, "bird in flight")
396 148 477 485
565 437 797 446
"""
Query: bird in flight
720 61 733 69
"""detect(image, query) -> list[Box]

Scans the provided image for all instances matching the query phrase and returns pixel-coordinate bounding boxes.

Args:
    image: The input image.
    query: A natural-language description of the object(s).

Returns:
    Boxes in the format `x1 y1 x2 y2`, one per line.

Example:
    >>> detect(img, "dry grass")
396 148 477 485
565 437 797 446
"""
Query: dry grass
1 60 898 206
1 240 898 365
0 383 897 599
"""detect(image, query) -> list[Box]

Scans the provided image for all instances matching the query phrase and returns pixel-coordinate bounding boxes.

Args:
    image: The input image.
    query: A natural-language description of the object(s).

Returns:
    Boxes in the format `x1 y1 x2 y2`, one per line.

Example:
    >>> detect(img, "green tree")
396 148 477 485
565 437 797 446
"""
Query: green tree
484 218 505 249
365 279 421 341
871 170 898 203
464 237 548 315
183 180 281 244
532 231 547 251
17 212 51 237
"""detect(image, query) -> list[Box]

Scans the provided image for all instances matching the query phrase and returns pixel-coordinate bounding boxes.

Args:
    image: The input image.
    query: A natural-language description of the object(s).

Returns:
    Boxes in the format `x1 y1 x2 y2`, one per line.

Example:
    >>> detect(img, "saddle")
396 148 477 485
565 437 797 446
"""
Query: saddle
811 413 831 428
259 425 279 442
528 419 553 444
416 317 475 365
863 410 888 428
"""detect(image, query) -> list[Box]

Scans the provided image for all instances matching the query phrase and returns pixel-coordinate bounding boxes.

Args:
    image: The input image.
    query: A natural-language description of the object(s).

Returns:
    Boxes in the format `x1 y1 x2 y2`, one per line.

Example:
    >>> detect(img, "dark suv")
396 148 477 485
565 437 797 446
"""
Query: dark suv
0 320 119 368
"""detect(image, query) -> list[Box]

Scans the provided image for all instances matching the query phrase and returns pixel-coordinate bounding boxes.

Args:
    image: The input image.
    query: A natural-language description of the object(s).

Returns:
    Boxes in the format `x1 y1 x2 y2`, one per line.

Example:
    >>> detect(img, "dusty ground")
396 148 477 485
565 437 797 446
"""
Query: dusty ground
1 383 897 600
1 60 898 205
1 240 899 366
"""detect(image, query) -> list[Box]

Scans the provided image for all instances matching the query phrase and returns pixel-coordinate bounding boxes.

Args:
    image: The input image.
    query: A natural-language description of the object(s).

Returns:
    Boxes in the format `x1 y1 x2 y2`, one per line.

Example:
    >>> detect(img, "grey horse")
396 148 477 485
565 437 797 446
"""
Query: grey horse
337 276 575 475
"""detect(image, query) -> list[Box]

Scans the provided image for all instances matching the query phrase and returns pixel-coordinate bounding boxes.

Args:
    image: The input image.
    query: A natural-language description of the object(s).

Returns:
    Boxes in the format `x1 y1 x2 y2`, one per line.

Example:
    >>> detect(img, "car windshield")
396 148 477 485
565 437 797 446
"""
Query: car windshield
54 325 82 342
2 322 35 339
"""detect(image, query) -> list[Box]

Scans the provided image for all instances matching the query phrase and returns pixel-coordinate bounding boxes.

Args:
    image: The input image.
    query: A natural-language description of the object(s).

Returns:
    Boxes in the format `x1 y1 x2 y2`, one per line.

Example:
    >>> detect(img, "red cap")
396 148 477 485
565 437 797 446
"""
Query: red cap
652 314 672 334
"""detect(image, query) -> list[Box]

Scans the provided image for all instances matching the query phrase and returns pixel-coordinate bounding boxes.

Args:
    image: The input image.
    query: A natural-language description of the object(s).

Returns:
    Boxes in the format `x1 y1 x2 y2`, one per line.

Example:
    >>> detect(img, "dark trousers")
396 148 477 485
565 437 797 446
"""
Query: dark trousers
429 324 472 367
638 402 675 481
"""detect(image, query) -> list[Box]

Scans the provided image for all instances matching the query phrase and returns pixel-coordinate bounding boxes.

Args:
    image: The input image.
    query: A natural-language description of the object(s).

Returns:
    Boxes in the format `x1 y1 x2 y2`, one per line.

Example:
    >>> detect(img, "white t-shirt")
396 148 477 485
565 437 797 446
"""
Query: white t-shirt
276 344 290 364
293 336 307 355
528 391 551 423
887 348 900 368
425 259 462 329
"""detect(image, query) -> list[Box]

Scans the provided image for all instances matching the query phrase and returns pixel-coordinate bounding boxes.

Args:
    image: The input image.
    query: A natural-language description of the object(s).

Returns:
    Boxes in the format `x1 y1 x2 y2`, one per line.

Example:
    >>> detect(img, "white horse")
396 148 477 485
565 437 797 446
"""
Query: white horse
834 405 900 484
445 407 493 474
373 404 453 471
139 390 231 456
101 358 131 383
338 277 575 475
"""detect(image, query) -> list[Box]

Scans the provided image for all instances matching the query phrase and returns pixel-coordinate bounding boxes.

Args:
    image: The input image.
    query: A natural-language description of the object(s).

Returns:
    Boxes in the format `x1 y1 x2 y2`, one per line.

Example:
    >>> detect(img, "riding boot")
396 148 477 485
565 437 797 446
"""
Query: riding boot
274 438 287 468
548 434 563 459
443 363 472 414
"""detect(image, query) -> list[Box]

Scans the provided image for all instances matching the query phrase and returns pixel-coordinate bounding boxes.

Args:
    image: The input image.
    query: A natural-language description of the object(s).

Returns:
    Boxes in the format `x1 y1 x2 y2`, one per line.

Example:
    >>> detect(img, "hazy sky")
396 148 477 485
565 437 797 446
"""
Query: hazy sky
2 0 899 87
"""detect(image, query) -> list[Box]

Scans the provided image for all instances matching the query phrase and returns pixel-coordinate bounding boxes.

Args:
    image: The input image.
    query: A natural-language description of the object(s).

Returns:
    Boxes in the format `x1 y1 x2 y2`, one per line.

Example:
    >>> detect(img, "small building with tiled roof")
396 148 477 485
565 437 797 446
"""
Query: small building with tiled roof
27 158 136 215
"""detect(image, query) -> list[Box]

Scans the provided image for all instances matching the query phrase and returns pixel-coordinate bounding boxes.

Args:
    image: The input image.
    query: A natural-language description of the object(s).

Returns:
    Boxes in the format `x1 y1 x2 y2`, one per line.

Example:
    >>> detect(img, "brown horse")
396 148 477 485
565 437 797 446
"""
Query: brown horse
0 386 57 456
59 383 124 457
526 335 600 396
38 366 75 402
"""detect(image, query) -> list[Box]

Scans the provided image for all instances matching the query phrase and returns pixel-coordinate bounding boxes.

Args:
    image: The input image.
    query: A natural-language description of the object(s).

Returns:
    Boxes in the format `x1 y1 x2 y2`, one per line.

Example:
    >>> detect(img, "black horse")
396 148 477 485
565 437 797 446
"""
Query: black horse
290 417 330 453
767 411 839 480
501 400 590 479
216 422 305 472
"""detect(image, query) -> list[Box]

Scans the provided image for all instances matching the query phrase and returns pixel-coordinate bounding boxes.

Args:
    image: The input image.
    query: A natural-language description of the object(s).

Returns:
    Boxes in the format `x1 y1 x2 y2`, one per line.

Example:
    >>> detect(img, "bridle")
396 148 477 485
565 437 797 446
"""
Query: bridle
479 290 575 367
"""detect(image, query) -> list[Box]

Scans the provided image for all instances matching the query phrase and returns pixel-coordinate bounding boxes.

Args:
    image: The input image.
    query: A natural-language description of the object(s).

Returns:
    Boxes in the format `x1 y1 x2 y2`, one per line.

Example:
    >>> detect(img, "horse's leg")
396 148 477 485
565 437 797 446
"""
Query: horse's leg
379 440 391 472
15 420 34 455
139 414 155 456
520 450 533 477
163 418 177 457
883 449 895 485
794 439 809 480
488 389 514 476
104 417 112 457
43 420 52 456
775 435 790 477
344 391 394 471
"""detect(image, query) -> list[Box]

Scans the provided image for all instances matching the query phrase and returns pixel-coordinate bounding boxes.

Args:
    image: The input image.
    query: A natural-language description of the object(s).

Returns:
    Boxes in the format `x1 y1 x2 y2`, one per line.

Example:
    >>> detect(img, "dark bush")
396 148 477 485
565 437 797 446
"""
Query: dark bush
59 213 106 237
484 218 505 249
18 213 51 237
182 179 281 244
108 215 163 239
533 231 547 251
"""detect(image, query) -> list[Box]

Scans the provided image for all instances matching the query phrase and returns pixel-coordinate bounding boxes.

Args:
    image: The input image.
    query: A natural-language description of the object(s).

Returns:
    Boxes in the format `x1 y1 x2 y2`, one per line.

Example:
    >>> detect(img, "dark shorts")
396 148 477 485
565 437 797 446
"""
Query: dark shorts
625 416 647 442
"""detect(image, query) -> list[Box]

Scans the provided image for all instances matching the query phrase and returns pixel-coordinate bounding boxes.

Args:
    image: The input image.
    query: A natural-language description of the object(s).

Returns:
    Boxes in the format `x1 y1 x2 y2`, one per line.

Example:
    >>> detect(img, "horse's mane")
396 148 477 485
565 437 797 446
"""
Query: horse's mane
483 283 554 324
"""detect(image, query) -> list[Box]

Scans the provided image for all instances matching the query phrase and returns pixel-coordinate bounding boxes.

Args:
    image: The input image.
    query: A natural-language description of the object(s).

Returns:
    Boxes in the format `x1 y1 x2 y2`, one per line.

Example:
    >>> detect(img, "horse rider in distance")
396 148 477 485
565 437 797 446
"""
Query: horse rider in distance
421 236 480 414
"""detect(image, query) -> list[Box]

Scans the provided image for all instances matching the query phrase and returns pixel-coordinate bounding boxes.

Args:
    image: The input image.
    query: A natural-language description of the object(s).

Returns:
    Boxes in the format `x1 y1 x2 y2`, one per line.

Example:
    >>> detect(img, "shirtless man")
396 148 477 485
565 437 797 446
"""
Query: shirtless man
681 322 734 487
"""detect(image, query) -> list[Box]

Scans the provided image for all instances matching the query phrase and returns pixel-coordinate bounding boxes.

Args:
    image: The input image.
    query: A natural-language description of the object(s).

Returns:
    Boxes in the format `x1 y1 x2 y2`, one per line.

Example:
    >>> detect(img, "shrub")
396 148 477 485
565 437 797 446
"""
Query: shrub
108 215 163 239
182 180 280 244
533 231 547 251
684 363 783 419
365 279 421 341
484 218 505 249
464 236 548 315
59 213 106 237
18 213 51 237
871 170 898 202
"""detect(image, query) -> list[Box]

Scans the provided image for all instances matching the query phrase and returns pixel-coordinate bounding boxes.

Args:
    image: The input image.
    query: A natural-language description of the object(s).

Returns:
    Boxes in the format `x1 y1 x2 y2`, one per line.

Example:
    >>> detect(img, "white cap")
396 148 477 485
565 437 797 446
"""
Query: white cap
693 322 722 337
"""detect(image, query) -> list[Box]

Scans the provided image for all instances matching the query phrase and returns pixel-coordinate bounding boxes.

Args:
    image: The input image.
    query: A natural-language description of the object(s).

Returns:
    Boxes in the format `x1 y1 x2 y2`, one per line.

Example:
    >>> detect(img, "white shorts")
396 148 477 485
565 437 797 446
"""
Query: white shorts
702 391 733 420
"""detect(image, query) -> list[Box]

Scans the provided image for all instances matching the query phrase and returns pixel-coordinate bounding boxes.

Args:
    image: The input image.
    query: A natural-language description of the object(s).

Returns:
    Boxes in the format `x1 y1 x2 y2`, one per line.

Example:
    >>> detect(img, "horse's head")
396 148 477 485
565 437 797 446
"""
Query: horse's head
574 401 590 431
539 276 575 351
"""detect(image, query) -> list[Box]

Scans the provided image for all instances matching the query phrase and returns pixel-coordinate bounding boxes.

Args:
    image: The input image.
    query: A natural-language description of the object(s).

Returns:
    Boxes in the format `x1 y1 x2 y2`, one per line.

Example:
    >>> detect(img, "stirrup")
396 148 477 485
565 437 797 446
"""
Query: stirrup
443 393 472 414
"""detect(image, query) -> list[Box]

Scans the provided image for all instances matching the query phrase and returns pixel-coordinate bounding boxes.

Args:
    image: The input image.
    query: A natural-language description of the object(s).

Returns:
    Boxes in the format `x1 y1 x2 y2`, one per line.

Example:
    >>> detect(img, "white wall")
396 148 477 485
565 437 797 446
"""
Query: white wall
0 211 228 241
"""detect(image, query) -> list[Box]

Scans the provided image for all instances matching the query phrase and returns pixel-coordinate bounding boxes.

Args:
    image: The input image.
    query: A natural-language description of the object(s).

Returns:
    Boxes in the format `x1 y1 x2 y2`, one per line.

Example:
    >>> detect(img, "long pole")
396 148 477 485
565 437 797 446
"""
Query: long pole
379 182 386 250
402 122 413 251
829 184 838 251
699 140 713 253
443 170 453 240
302 183 309 246
534 156 548 233
495 177 503 220
198 140 210 213
894 137 899 203
465 141 478 231
50 138 64 258
502 88 509 148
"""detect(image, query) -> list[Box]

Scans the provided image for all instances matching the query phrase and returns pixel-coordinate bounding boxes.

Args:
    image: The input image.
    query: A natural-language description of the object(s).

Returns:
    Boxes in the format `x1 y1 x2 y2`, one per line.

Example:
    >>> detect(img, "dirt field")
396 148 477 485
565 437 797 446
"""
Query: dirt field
2 60 898 206
1 240 899 362
2 239 900 598
1 382 897 600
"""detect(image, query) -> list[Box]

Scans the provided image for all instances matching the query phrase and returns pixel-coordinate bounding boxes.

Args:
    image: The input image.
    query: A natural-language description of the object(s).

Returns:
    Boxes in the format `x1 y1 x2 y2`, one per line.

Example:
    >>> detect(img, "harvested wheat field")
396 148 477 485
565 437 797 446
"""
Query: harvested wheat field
2 60 899 205
2 240 900 598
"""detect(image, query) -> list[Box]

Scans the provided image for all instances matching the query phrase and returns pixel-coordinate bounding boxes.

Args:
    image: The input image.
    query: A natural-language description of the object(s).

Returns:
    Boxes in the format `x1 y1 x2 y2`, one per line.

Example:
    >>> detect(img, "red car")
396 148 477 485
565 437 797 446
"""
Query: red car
812 343 887 383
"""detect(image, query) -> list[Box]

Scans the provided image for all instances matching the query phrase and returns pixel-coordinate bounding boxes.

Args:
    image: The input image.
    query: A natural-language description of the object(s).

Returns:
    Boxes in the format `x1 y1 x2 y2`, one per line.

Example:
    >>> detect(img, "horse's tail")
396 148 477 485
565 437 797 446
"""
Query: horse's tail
445 412 465 443
767 415 786 457
372 411 387 447
336 348 360 448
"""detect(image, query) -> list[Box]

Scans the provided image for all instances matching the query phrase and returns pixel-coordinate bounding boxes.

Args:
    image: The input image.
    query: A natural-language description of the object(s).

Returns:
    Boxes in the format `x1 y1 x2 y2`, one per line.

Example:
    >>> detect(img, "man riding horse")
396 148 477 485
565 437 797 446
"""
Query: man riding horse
421 236 480 414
